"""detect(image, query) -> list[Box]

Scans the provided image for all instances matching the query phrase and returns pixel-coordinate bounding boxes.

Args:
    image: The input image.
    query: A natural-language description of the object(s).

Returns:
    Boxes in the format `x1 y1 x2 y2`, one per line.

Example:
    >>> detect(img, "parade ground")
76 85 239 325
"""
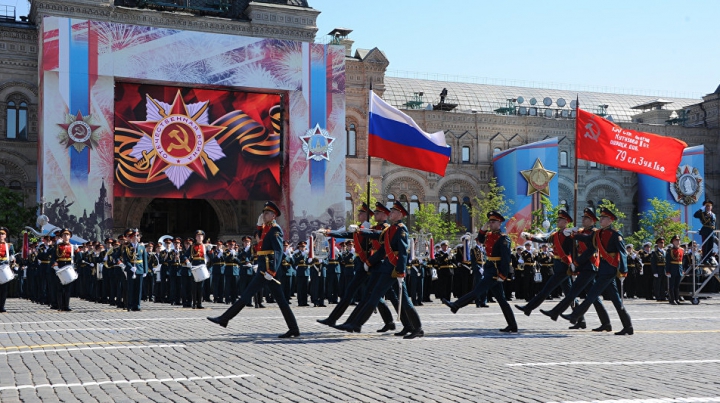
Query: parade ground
0 297 718 403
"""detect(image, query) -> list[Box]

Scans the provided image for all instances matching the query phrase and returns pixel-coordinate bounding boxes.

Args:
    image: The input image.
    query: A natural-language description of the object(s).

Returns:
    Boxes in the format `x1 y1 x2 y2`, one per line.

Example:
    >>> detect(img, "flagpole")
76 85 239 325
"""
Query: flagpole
366 83 373 212
574 94 579 223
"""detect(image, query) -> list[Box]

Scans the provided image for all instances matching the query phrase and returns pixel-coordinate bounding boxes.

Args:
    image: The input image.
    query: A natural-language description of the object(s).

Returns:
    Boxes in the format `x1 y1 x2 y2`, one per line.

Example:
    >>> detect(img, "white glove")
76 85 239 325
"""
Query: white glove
252 264 258 272
306 258 313 264
257 214 264 226
263 271 274 281
518 259 524 265
563 228 572 236
666 273 671 278
570 263 575 272
348 225 358 233
653 273 659 278
496 276 504 282
131 267 137 273
119 262 126 269
142 273 147 277
364 263 369 272
520 232 530 239
361 221 371 229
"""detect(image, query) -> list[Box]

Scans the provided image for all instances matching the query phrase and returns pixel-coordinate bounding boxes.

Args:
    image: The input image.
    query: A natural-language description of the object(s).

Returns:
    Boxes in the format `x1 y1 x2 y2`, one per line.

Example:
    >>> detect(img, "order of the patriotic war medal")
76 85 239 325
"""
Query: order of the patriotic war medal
670 164 703 206
300 123 335 162
58 111 101 152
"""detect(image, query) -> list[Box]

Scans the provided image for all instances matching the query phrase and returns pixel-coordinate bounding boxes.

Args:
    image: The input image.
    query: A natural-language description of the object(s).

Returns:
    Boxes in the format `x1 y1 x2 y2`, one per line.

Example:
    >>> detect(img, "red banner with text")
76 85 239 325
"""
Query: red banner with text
575 108 686 182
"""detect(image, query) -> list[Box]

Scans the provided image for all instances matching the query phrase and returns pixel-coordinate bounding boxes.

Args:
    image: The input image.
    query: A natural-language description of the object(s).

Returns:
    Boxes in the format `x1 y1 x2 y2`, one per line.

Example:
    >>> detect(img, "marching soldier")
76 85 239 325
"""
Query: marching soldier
693 200 716 264
472 239 489 308
666 235 684 305
539 208 612 331
651 237 668 302
516 209 575 317
332 201 424 339
0 227 15 312
122 228 147 311
208 201 300 338
443 211 518 333
560 208 633 335
316 202 396 332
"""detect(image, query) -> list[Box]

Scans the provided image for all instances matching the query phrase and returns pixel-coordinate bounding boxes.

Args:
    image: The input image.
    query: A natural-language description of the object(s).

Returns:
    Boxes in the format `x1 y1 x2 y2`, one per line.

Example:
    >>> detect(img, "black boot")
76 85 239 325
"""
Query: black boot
207 301 245 328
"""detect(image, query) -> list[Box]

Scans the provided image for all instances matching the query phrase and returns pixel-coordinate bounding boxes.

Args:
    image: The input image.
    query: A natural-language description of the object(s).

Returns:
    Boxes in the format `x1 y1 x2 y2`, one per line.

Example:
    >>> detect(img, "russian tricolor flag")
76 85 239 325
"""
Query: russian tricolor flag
368 92 451 176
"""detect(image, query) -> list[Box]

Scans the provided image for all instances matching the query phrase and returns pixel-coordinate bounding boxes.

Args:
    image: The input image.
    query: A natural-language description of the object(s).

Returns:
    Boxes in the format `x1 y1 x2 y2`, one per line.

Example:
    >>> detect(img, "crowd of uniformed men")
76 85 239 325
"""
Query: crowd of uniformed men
0 199 717 339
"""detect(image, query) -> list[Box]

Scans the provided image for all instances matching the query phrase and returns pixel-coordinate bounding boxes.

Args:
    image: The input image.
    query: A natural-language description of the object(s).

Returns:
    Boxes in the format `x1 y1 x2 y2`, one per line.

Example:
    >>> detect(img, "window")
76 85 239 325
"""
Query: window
439 196 449 213
346 123 356 156
450 196 459 215
386 194 395 209
9 180 21 190
461 146 470 163
410 195 419 214
560 151 568 167
6 100 28 140
589 161 597 168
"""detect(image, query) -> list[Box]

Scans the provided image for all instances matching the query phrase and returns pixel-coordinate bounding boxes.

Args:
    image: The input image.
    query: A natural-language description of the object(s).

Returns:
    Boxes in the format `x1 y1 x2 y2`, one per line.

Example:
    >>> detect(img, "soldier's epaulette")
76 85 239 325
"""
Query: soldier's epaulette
382 223 390 228
397 223 405 228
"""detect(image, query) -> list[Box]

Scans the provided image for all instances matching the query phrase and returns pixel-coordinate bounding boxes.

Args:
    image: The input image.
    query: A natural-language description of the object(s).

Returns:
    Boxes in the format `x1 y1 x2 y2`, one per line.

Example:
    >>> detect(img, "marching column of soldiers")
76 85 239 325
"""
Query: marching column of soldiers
2 198 719 340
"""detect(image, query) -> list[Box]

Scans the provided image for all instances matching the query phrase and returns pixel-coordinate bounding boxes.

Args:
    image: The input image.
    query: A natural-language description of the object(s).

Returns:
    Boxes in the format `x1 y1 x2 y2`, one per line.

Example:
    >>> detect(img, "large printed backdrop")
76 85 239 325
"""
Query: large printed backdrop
113 83 281 200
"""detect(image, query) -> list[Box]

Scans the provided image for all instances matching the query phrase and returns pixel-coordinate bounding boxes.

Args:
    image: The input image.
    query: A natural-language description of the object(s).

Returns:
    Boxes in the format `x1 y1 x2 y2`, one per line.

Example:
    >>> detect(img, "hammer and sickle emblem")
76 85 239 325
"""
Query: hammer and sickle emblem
167 127 191 153
584 121 600 142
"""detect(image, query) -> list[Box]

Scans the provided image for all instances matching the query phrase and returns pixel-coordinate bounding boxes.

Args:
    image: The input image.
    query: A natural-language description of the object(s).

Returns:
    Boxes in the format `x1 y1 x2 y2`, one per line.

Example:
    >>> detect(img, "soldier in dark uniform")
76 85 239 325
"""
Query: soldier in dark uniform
434 241 454 300
37 236 53 305
155 238 171 303
534 243 554 297
651 237 668 301
624 244 642 299
210 240 225 303
332 201 424 339
516 209 576 317
454 237 473 299
112 234 127 309
208 201 300 338
0 227 16 312
280 240 295 302
310 245 327 307
122 228 147 311
539 208 612 331
325 238 341 304
666 235 685 305
51 228 74 312
442 211 518 333
316 202 395 332
520 241 538 301
639 242 653 299
472 239 489 307
693 200 716 264
560 208 633 335
293 241 310 306
222 240 240 303
339 240 355 301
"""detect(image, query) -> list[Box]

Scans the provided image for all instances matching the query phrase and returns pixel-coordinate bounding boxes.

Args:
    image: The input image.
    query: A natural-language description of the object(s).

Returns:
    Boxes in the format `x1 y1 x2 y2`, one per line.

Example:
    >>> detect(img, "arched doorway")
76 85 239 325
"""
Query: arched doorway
139 198 220 243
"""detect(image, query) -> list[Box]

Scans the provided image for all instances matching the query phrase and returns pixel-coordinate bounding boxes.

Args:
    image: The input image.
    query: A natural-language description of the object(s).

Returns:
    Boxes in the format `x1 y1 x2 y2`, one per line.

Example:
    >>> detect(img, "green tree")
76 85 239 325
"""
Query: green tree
472 177 512 229
627 197 689 247
351 177 381 224
0 187 37 242
413 203 464 241
530 195 562 233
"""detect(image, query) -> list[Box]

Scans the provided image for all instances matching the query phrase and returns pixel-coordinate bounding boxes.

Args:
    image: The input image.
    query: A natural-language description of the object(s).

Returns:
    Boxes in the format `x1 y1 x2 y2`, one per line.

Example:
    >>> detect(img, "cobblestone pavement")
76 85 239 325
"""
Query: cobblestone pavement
0 295 719 403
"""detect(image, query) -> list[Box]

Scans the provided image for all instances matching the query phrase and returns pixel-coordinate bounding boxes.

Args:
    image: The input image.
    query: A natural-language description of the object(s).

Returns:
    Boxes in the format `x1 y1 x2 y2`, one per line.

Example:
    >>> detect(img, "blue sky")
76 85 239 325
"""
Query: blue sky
10 0 718 98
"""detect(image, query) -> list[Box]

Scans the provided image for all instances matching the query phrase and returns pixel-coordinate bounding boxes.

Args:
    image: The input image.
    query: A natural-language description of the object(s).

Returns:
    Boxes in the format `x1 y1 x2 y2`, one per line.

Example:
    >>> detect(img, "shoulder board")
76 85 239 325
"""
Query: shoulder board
397 223 405 228
382 223 390 228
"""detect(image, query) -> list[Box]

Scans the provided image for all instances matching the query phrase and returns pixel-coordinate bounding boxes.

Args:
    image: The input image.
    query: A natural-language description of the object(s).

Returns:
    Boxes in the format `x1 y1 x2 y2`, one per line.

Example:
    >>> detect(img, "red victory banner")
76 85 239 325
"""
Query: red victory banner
575 108 686 182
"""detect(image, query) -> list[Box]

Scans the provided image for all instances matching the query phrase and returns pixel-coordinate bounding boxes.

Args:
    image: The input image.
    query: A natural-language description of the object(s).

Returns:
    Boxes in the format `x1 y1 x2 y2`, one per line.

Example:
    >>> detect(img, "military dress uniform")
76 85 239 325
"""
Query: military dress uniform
208 201 300 338
223 244 241 303
471 243 488 307
325 240 341 304
122 231 147 311
665 236 685 305
333 201 423 339
293 245 310 306
280 244 295 302
0 227 16 313
560 208 633 335
434 245 454 300
520 246 538 301
339 243 356 301
639 245 654 299
443 211 518 333
210 244 225 303
693 201 716 264
184 231 207 309
651 238 668 301
540 208 611 331
51 230 74 312
624 247 642 298
317 202 394 331
36 241 53 305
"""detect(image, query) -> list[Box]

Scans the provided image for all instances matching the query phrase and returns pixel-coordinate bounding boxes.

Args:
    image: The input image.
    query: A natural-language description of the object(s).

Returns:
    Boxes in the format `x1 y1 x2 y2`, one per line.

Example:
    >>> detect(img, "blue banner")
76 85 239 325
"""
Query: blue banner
492 138 559 244
638 145 705 244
